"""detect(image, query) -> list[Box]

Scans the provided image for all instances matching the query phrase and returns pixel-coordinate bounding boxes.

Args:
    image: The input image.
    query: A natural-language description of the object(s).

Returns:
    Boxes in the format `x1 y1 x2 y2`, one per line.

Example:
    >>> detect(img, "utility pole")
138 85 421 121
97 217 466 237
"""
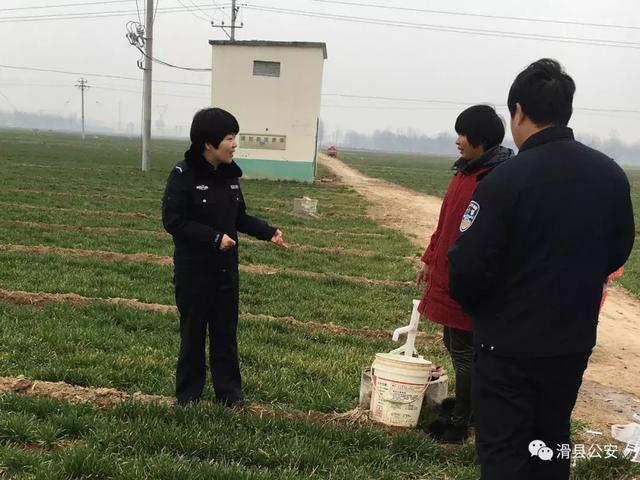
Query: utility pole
75 78 89 141
141 0 154 171
230 0 237 41
211 0 242 40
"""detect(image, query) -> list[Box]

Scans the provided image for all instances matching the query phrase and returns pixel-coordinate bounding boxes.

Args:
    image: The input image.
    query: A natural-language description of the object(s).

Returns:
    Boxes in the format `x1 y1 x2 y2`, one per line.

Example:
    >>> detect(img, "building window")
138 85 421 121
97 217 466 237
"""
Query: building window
253 60 281 77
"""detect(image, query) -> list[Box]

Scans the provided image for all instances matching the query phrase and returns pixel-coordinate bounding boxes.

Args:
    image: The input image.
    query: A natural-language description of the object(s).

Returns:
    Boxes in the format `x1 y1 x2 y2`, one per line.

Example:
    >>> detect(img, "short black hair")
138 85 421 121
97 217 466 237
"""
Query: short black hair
189 107 239 152
507 58 575 126
454 104 505 149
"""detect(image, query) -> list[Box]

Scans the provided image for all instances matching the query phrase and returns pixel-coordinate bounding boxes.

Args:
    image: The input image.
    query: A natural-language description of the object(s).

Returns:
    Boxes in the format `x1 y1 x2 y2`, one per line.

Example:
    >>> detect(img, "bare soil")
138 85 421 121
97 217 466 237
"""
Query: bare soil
0 243 411 287
0 201 152 219
0 375 403 431
319 153 640 437
0 288 437 343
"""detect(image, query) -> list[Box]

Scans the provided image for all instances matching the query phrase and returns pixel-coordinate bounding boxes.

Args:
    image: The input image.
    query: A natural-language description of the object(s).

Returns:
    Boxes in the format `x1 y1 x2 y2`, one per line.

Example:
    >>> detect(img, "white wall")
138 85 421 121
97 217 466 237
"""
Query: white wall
211 44 325 163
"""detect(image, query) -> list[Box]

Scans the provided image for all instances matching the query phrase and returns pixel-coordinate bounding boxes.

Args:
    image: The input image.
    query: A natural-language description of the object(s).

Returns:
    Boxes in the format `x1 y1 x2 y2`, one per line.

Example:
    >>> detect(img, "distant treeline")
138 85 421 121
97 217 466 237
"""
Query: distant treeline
0 109 81 131
327 129 640 165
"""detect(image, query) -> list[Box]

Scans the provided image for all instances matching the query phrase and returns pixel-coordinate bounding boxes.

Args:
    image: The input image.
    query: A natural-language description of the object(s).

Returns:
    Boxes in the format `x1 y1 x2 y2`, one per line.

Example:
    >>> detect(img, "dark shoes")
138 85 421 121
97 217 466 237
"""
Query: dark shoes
424 397 470 444
221 397 251 408
424 419 469 443
175 397 250 408
440 396 456 416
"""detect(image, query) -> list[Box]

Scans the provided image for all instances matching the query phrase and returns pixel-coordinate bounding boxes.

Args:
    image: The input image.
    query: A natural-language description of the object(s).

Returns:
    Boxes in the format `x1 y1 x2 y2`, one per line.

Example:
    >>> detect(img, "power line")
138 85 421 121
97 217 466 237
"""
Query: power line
244 5 640 49
0 64 209 86
188 0 213 19
304 0 640 31
134 44 212 71
126 21 212 71
321 93 640 115
0 3 231 23
0 0 131 12
175 0 210 21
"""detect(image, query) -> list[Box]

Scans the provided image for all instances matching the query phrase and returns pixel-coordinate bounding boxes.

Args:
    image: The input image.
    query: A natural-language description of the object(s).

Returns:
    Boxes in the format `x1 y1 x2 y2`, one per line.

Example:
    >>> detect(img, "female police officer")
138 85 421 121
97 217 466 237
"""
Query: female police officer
162 107 287 406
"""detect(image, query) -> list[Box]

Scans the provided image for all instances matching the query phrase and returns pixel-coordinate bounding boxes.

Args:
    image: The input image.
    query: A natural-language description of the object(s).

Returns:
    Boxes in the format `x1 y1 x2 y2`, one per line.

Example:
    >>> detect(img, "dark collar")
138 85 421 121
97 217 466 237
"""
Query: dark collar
453 145 514 173
184 148 243 178
519 126 574 153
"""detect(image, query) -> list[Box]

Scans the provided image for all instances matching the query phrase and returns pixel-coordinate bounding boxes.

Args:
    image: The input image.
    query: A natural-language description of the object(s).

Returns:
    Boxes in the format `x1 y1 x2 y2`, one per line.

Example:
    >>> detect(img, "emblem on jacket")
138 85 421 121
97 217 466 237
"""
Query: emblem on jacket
230 184 239 190
460 201 480 232
196 185 209 191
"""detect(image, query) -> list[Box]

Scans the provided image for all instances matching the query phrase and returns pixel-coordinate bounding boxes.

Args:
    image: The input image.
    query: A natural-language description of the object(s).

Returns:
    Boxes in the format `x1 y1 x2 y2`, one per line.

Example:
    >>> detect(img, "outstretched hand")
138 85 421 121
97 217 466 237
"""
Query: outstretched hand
271 228 289 248
271 229 289 249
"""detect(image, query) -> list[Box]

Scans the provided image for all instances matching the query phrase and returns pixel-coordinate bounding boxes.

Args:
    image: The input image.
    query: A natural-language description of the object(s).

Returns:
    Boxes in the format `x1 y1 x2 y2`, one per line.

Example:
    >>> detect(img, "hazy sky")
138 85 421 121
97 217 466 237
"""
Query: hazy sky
1 0 639 144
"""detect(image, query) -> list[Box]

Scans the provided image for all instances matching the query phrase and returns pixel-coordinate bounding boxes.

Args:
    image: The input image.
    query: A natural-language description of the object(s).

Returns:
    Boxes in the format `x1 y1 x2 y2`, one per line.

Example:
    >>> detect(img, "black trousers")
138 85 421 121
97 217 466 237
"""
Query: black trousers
474 347 590 480
174 268 243 405
443 326 474 427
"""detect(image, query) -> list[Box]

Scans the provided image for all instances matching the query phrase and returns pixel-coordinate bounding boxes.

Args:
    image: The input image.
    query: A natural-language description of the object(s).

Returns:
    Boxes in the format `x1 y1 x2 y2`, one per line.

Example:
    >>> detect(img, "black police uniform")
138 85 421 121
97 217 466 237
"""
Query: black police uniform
162 150 276 405
448 126 634 480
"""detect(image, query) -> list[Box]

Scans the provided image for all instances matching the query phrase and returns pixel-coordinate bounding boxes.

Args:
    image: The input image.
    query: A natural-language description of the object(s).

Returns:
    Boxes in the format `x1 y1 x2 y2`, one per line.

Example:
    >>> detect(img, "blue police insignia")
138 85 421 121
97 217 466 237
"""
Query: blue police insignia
460 201 480 232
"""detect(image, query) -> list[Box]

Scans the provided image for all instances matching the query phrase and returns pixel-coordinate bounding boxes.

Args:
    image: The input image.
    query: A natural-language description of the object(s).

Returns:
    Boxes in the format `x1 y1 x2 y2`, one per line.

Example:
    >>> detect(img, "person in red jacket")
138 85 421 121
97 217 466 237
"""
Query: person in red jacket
416 105 513 442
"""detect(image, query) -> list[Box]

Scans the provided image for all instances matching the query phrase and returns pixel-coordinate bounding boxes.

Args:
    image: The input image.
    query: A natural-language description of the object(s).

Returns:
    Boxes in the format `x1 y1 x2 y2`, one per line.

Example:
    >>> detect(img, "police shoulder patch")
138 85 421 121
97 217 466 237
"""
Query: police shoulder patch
459 201 480 232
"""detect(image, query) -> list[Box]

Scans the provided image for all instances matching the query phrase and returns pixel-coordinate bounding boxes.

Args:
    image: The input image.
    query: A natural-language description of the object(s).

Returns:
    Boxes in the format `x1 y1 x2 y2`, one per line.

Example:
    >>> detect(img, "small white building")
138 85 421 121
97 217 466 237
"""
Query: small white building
209 40 327 182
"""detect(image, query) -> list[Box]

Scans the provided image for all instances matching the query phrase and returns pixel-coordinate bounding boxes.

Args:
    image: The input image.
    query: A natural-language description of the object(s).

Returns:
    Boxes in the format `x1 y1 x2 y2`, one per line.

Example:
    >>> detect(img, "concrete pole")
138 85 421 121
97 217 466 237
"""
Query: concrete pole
75 78 89 141
230 0 237 41
141 0 154 171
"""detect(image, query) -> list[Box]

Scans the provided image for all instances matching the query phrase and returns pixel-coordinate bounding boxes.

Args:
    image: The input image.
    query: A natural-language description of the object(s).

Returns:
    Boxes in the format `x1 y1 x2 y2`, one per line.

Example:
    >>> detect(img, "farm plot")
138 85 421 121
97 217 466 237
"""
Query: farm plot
0 130 637 479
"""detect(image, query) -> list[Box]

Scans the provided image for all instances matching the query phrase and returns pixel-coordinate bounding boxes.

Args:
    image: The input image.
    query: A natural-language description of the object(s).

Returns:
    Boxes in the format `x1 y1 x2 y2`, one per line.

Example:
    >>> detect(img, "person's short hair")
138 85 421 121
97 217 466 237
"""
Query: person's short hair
190 107 239 152
507 58 575 127
454 104 505 149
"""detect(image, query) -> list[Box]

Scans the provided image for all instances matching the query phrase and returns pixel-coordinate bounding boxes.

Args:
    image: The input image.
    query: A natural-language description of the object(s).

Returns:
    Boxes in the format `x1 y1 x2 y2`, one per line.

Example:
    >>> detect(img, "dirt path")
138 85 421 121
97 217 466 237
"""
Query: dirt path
319 153 640 435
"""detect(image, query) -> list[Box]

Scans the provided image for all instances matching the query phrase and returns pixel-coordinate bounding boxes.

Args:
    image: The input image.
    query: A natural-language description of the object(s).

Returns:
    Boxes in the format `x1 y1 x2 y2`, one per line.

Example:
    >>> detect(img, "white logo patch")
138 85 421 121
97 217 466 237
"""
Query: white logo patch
460 201 480 232
230 184 239 190
196 185 209 191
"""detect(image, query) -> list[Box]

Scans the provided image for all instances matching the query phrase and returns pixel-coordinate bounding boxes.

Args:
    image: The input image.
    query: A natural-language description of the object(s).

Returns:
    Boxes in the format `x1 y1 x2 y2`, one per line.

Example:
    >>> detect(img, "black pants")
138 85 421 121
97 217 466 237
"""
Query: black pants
443 326 474 427
474 347 591 480
174 268 243 405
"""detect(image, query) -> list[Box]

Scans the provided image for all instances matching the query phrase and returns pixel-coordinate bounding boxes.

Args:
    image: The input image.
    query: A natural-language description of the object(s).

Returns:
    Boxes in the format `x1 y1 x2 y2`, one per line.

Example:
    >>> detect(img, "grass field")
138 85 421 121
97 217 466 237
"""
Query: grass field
340 149 640 299
0 130 638 479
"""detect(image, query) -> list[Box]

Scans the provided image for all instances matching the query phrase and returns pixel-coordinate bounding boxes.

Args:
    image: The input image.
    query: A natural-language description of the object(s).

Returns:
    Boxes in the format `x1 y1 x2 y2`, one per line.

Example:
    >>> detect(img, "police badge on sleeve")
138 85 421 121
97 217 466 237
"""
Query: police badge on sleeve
459 201 480 232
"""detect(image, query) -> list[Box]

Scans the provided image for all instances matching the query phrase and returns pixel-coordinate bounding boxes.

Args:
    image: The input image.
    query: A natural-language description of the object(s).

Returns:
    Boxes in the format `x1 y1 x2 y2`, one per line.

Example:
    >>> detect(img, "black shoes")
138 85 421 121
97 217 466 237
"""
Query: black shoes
220 397 251 408
440 396 456 416
424 397 470 443
425 419 470 443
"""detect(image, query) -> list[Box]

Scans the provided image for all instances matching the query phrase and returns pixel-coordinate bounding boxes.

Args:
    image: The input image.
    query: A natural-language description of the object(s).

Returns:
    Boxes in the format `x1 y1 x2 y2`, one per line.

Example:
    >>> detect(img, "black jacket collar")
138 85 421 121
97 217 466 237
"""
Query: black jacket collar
453 145 514 173
519 126 574 153
184 147 243 178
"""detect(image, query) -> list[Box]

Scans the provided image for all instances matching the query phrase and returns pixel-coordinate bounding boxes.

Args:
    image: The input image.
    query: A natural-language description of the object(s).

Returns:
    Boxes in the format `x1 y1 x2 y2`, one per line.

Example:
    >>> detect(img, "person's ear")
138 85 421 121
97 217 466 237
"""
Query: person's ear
514 102 526 126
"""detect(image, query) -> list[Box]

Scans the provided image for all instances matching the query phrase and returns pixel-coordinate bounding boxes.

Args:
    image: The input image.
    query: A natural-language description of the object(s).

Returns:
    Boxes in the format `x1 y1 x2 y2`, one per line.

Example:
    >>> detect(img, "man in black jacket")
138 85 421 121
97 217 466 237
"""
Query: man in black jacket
162 108 287 406
448 59 634 479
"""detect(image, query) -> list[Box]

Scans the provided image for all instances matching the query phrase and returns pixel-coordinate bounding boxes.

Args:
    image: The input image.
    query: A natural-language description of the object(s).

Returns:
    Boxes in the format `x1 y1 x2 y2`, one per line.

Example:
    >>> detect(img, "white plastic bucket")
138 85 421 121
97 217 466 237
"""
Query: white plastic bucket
369 353 432 427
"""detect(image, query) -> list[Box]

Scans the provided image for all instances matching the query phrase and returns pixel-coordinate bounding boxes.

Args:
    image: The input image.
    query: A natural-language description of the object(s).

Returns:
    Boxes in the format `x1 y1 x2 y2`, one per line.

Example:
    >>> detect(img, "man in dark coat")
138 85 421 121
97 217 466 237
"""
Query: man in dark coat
162 107 287 406
448 59 634 479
